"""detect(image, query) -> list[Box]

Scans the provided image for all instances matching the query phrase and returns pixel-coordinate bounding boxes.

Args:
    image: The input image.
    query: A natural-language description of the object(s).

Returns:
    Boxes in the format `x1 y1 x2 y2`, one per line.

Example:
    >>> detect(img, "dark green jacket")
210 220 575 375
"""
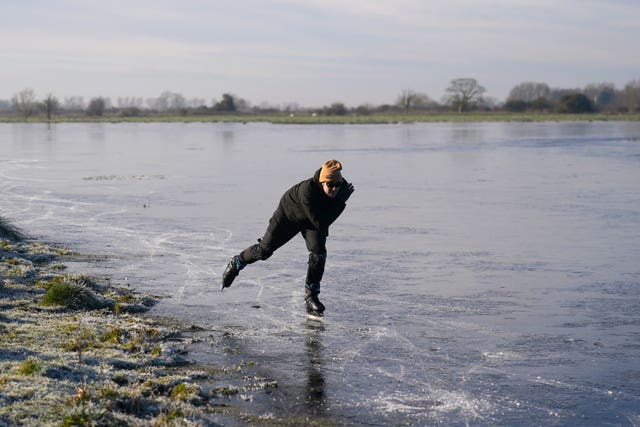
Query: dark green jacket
278 168 349 234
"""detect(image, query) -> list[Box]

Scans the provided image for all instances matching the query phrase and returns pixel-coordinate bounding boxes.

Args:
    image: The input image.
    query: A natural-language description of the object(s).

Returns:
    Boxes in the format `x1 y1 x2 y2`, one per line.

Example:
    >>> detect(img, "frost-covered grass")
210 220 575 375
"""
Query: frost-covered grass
39 275 110 310
0 211 344 425
0 236 292 425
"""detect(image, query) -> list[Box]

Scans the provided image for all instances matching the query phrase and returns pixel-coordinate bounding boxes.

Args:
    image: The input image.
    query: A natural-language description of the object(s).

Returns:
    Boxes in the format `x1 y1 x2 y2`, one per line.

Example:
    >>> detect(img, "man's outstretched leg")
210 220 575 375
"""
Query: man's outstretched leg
221 211 298 290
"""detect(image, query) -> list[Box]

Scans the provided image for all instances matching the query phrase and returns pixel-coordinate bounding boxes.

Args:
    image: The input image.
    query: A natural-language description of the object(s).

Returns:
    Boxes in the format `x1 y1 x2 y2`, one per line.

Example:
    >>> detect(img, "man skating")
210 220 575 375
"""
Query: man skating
222 159 354 319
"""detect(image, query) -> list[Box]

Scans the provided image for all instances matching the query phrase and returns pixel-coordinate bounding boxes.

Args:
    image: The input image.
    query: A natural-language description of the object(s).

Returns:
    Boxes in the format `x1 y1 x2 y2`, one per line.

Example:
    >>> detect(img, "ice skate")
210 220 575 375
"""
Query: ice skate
221 256 245 290
305 283 325 320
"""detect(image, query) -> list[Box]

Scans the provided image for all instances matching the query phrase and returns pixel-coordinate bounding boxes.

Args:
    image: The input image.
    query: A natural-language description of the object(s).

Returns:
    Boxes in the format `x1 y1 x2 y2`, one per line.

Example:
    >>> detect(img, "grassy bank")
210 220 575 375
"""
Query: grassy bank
0 222 332 426
1 112 640 124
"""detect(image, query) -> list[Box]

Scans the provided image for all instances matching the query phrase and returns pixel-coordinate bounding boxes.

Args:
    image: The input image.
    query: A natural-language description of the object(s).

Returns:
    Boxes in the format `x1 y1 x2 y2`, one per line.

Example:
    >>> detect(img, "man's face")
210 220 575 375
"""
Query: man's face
322 181 341 198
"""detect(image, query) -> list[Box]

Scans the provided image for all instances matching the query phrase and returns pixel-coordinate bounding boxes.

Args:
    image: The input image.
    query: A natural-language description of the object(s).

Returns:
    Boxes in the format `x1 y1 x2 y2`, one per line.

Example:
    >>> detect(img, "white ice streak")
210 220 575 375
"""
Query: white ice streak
373 389 493 425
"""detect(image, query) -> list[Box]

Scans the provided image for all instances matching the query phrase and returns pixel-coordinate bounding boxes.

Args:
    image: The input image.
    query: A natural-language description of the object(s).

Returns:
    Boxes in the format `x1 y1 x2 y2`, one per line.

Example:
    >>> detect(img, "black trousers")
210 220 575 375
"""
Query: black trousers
238 209 327 285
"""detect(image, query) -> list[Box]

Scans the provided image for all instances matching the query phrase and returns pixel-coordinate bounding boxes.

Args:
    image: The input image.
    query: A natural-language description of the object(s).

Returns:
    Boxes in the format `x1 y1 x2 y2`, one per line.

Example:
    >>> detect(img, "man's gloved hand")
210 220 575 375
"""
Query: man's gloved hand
337 182 354 202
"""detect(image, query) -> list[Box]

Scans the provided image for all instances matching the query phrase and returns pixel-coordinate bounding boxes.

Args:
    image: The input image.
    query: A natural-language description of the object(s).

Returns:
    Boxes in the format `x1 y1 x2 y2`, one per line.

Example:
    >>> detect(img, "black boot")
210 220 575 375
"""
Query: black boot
305 283 325 318
221 256 245 290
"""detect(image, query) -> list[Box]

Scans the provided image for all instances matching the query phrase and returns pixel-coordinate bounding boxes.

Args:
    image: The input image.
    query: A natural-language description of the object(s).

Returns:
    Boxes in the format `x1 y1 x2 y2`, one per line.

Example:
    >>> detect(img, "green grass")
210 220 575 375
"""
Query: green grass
170 382 198 402
100 327 123 344
1 112 639 124
40 275 107 310
16 357 43 376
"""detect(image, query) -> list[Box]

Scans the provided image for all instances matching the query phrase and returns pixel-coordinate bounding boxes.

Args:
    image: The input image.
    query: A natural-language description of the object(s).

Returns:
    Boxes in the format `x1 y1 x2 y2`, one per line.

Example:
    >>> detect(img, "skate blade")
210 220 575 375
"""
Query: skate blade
306 312 325 321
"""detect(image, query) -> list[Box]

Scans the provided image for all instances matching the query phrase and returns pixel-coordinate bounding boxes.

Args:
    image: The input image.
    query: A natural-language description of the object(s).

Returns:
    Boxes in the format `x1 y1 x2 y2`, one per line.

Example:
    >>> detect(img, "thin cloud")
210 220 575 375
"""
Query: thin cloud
1 0 638 105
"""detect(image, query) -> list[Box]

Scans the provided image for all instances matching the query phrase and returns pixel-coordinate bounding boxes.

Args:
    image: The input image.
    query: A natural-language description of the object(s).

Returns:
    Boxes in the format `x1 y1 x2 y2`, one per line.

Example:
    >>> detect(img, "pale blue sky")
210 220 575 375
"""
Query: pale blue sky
1 0 639 107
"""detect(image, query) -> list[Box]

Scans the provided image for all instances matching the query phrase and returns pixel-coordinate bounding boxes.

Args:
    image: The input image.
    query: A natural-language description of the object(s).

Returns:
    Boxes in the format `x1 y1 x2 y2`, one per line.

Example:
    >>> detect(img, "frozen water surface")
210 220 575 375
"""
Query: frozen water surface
2 121 640 425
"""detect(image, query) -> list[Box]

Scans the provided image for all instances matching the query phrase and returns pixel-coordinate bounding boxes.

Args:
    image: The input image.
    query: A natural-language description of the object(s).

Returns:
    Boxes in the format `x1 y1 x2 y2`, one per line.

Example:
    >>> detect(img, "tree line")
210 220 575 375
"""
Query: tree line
3 77 640 120
397 78 640 114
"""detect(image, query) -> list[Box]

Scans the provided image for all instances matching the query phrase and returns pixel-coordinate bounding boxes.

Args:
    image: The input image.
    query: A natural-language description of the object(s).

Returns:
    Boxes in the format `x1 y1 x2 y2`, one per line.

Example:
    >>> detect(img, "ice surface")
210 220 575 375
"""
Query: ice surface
2 121 640 425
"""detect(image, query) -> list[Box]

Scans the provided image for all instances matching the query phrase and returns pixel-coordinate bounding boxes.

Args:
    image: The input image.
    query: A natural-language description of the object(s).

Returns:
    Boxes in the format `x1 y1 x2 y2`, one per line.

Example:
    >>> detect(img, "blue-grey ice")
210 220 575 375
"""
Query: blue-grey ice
2 121 640 425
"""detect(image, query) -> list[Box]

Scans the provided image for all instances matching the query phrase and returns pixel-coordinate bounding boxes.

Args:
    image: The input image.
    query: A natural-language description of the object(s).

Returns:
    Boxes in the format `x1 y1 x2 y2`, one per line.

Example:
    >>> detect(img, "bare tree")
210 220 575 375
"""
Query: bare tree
396 90 437 112
397 89 416 112
623 79 640 112
86 97 106 116
63 97 85 112
147 91 187 112
187 98 207 109
168 93 186 112
11 88 37 119
444 78 486 113
507 82 550 103
117 97 144 108
233 96 252 113
41 93 59 120
412 93 437 110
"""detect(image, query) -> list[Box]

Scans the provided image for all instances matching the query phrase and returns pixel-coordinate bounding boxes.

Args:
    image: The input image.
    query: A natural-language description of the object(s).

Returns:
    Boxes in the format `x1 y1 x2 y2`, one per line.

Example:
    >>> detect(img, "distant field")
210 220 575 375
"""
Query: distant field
2 112 640 124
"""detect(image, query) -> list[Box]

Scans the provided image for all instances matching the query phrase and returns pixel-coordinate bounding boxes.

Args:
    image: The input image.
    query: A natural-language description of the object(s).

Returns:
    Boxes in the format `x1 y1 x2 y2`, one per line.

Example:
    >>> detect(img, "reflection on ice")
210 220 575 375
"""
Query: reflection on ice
303 321 326 416
2 122 640 425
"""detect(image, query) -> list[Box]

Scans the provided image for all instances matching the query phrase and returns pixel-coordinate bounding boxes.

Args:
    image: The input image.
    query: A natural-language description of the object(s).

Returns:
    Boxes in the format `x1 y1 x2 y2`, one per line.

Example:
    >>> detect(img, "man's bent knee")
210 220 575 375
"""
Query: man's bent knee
241 242 274 264
308 252 327 266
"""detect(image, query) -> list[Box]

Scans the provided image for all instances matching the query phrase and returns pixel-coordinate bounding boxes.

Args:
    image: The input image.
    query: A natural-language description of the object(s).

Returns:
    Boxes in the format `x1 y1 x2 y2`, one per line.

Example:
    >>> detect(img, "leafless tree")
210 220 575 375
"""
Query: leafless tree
396 90 437 111
147 91 187 112
412 93 437 110
444 78 486 113
397 89 416 112
507 82 550 103
41 93 59 120
187 98 206 109
117 97 144 108
623 79 640 112
11 88 37 119
63 97 85 112
231 95 251 112
86 97 106 116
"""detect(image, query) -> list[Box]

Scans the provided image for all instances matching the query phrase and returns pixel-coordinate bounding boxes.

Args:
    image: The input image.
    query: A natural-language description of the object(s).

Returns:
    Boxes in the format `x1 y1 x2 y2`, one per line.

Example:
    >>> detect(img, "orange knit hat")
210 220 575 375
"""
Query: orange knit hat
319 159 343 183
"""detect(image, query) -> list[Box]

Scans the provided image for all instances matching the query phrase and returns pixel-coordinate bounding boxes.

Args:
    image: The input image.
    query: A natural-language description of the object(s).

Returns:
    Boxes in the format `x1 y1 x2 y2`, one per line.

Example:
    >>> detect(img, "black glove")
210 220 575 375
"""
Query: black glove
337 182 354 203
